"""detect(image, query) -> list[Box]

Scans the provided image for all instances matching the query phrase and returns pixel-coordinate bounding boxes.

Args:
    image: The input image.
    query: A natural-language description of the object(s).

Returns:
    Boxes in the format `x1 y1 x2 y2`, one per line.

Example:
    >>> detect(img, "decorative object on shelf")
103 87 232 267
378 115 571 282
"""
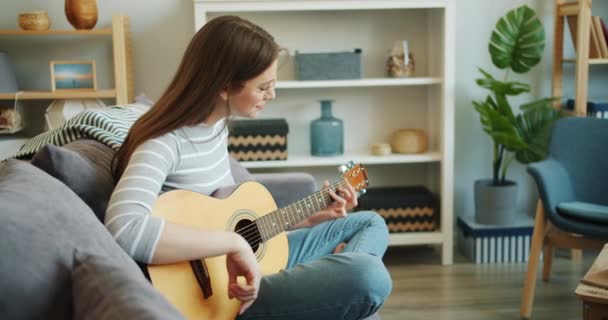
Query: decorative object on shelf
0 92 24 134
0 108 22 134
370 142 391 156
457 215 534 264
50 60 97 92
386 40 415 78
295 49 362 81
565 98 608 119
44 99 105 130
358 186 439 233
390 128 427 153
310 100 344 157
18 11 51 31
65 0 98 30
0 51 19 93
228 118 289 161
472 5 561 225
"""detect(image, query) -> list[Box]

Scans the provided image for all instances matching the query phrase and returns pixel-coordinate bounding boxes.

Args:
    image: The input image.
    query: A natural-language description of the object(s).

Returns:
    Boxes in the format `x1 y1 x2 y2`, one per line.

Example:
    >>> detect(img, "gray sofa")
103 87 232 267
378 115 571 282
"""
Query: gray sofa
0 139 317 319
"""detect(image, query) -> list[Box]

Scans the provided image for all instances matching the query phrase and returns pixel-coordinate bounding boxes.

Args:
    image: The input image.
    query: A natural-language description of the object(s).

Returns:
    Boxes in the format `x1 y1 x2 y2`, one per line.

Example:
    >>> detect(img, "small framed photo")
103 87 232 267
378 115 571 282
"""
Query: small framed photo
50 60 97 92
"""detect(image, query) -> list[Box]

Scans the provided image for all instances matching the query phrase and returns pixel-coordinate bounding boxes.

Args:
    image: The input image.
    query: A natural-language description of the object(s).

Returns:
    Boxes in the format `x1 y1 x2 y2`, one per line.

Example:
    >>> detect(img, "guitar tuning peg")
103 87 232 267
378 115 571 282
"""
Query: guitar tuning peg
348 161 354 168
338 165 348 173
359 189 367 196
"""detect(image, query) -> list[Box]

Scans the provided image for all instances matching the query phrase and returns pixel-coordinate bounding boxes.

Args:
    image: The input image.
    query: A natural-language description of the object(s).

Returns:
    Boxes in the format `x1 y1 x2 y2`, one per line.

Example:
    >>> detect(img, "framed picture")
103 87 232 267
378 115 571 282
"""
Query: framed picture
50 60 97 92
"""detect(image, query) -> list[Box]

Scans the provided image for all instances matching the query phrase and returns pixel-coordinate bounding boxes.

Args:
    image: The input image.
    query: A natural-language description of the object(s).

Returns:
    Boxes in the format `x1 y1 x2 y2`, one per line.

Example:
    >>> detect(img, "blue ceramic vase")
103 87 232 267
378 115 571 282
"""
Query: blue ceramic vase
310 100 343 156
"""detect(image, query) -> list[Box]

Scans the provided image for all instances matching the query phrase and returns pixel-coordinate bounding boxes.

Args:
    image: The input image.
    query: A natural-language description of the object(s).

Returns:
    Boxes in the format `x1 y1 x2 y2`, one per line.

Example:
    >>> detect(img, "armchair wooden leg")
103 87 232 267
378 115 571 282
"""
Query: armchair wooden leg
520 200 547 320
542 245 553 281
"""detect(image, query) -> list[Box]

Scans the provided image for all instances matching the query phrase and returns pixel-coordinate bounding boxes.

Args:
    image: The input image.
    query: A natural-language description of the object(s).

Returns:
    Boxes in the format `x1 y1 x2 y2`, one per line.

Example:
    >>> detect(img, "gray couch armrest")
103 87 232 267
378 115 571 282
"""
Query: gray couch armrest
252 172 317 208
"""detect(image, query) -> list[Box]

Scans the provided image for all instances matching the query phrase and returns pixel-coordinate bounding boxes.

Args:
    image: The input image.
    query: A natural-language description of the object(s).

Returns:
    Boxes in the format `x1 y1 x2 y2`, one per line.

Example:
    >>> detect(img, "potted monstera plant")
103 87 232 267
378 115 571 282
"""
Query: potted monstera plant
473 5 562 225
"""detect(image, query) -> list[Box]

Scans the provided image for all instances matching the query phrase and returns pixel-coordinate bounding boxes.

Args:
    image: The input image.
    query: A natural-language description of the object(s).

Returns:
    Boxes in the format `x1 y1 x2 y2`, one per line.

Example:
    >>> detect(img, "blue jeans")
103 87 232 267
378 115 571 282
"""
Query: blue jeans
238 211 392 320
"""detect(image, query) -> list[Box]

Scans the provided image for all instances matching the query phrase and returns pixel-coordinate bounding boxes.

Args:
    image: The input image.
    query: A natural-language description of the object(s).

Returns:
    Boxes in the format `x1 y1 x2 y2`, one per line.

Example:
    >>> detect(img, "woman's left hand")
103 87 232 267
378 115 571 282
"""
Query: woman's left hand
304 180 358 228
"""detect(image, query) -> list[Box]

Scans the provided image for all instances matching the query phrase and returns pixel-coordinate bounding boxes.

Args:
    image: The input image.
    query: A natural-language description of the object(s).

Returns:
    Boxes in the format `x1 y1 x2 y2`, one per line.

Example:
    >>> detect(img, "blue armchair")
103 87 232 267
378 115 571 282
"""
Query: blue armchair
520 117 608 319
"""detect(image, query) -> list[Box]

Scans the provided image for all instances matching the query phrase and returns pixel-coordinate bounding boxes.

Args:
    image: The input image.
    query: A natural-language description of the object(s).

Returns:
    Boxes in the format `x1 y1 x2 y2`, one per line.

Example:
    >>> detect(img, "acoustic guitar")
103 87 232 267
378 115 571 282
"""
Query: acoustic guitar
147 162 368 319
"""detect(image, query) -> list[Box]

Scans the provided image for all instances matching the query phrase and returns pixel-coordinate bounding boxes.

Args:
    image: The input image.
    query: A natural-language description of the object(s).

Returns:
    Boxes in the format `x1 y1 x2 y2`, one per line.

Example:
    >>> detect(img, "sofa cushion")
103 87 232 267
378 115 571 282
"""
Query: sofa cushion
0 159 171 319
557 201 608 224
30 139 256 220
30 140 116 222
72 249 184 320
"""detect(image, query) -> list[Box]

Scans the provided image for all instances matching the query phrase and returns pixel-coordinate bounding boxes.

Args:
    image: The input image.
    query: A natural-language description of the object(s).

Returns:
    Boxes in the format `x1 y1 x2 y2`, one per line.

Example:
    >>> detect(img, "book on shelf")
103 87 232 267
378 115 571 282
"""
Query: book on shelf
566 15 608 58
601 18 608 47
592 16 608 58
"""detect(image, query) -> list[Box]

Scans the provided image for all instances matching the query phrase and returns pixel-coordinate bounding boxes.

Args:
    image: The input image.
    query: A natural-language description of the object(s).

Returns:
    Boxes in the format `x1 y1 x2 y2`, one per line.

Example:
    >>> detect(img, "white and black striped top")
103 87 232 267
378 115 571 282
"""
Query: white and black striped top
104 119 235 263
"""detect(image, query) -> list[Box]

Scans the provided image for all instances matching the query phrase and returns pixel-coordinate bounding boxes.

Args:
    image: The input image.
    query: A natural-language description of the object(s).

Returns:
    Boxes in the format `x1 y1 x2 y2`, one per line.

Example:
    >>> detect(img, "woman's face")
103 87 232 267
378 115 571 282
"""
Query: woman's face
227 59 278 118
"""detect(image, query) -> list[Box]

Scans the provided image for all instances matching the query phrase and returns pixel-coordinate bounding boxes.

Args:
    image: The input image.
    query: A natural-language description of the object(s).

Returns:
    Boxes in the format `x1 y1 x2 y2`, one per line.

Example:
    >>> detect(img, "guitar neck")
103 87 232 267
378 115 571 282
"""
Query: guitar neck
256 179 347 241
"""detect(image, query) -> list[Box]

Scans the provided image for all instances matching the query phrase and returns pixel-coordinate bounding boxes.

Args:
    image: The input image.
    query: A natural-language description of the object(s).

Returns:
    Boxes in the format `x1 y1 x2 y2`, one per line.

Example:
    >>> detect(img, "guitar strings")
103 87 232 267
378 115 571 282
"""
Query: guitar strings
236 180 349 243
233 183 346 248
233 180 349 246
233 180 346 242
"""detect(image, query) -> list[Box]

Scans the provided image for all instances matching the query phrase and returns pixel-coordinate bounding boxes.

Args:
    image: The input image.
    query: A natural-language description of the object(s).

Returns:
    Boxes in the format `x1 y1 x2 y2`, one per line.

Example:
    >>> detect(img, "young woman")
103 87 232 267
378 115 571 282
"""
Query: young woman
106 15 391 320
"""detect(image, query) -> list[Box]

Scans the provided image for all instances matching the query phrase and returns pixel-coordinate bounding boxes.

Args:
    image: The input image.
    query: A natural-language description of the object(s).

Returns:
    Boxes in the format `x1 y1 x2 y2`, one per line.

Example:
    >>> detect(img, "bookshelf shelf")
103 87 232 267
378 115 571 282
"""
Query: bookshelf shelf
553 0 608 114
0 15 132 104
563 58 608 64
275 77 442 89
0 89 117 100
240 151 442 169
0 29 113 36
195 0 455 265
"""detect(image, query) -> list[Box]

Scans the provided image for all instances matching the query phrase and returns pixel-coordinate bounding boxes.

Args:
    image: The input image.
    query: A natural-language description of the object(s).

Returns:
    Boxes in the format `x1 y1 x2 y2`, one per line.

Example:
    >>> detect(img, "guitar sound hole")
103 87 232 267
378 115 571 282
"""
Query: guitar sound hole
235 219 261 253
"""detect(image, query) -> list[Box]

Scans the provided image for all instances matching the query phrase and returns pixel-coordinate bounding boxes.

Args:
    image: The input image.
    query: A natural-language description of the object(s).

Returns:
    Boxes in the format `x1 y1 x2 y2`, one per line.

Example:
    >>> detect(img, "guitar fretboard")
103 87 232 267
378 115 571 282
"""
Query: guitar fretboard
256 180 347 241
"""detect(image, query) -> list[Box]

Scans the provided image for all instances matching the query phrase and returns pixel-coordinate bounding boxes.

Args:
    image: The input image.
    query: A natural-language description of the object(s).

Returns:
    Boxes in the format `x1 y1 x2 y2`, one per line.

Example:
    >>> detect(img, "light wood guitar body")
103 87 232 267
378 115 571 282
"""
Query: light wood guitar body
148 182 288 319
146 163 368 320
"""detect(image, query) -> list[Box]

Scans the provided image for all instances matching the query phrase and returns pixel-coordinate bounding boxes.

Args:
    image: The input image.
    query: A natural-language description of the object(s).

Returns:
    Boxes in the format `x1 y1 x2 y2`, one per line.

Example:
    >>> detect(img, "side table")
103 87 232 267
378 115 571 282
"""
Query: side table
576 244 608 320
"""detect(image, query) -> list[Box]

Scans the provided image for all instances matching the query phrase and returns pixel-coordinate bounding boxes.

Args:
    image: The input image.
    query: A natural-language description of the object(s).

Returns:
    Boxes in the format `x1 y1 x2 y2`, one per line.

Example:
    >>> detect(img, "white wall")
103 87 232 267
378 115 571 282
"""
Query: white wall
3 0 593 220
454 0 545 220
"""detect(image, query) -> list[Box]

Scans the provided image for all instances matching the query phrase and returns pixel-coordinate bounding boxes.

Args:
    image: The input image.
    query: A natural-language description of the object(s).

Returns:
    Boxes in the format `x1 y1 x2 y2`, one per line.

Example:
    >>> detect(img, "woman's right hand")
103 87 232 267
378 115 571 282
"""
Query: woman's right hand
226 235 262 315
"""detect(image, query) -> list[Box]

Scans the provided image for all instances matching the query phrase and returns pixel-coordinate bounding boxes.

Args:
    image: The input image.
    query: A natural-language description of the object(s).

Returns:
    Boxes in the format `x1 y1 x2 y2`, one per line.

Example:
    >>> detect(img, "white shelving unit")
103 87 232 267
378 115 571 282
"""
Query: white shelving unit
193 0 455 264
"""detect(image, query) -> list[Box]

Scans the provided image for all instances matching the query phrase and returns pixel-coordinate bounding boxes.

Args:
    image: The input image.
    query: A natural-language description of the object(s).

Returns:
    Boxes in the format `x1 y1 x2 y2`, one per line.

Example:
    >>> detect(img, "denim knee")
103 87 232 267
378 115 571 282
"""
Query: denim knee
343 252 392 308
356 210 390 255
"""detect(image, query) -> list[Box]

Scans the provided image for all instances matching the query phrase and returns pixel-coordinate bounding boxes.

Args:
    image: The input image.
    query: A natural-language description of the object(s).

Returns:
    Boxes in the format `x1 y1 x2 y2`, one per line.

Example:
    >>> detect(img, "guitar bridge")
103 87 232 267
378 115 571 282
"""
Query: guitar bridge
190 260 213 299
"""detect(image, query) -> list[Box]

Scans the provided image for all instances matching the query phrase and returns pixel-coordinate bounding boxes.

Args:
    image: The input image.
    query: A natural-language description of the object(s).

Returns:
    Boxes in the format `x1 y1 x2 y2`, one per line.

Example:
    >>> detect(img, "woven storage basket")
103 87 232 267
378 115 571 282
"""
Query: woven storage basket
228 119 288 161
358 186 439 233
295 49 362 81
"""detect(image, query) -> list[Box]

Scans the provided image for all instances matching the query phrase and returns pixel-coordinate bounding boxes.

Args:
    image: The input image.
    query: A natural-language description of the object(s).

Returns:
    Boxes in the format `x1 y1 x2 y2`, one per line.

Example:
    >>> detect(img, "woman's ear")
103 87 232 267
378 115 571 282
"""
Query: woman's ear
219 89 229 101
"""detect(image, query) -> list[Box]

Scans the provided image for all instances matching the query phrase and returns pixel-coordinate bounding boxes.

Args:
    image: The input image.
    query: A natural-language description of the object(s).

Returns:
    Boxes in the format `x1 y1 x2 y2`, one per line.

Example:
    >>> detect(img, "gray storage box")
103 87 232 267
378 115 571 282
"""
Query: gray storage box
295 49 362 80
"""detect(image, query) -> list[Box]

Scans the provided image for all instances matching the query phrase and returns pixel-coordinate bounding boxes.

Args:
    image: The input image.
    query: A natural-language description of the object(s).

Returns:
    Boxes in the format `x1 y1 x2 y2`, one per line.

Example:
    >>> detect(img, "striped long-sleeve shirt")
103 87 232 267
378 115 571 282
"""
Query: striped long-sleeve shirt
104 119 235 263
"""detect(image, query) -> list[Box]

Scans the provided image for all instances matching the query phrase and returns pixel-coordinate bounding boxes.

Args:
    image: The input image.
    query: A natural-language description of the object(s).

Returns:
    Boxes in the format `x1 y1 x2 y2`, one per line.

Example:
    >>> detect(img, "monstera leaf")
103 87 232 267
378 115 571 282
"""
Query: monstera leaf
489 5 545 73
514 98 561 163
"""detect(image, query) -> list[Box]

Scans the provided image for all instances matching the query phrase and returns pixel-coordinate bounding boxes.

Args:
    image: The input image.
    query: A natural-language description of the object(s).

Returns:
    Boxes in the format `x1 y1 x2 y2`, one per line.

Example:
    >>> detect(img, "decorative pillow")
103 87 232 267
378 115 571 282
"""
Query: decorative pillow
211 154 255 199
30 139 255 217
72 249 185 320
230 155 254 183
0 160 122 319
30 140 116 222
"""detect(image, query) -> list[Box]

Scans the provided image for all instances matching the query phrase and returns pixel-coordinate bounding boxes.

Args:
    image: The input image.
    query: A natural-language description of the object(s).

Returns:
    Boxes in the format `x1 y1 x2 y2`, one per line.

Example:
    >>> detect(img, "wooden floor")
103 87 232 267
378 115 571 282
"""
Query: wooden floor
378 246 595 320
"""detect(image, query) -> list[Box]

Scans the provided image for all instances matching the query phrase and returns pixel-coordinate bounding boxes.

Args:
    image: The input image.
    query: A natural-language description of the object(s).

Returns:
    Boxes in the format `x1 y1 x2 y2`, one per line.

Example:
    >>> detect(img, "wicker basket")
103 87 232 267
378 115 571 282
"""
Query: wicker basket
358 186 439 233
228 119 289 161
18 11 51 31
390 128 428 153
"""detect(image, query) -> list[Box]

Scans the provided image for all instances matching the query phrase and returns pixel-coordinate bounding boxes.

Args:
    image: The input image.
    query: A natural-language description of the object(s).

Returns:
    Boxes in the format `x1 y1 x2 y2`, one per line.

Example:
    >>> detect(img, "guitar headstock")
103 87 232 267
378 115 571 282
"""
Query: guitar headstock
339 161 369 195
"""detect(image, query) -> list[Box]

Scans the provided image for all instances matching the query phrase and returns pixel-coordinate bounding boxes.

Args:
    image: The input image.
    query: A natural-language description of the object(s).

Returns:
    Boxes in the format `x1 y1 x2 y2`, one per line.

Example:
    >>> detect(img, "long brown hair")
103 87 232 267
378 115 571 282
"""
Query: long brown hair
113 15 280 179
